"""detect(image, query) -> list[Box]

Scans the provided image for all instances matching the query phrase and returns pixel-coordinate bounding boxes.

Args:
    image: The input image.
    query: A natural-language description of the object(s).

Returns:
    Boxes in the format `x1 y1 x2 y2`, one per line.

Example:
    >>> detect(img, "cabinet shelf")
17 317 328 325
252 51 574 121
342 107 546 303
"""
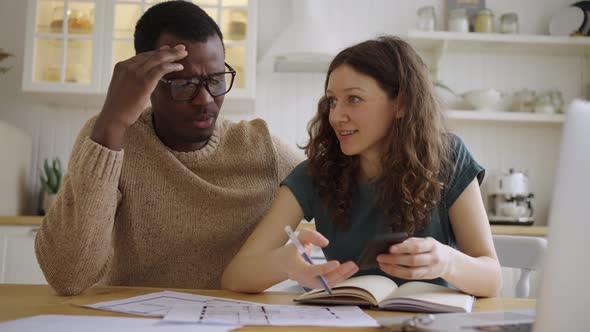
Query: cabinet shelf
446 110 566 124
407 30 590 56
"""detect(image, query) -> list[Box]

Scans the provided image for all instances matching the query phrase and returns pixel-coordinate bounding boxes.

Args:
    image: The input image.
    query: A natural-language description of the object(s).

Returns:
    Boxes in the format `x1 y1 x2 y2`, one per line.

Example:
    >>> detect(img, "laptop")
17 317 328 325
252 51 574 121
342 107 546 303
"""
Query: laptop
377 99 590 332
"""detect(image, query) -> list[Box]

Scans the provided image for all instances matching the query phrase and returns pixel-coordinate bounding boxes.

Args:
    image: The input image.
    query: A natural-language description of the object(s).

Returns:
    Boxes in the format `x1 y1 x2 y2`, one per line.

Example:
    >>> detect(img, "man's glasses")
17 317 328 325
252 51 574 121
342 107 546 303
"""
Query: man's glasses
159 62 237 100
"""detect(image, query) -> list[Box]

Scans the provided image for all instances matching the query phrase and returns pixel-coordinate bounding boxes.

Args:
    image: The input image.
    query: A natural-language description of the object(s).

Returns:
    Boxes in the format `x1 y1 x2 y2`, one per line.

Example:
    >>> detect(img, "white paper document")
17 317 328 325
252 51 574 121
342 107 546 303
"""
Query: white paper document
163 303 379 327
0 315 240 332
83 291 259 317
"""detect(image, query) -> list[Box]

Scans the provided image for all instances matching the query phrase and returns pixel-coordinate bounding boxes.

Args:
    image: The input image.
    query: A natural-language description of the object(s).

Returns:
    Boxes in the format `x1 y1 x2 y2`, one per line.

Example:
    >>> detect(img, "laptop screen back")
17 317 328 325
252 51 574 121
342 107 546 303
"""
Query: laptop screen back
534 100 590 332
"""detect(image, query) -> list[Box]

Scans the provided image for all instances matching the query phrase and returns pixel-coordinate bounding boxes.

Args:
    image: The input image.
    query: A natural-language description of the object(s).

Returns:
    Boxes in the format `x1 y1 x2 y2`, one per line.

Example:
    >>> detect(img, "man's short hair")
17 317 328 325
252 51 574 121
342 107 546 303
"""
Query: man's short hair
134 1 224 54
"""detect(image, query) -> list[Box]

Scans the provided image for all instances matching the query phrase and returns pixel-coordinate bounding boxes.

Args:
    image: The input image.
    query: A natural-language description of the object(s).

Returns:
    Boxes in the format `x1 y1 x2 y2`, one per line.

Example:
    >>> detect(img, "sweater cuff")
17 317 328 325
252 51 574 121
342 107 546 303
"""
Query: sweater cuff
71 137 124 182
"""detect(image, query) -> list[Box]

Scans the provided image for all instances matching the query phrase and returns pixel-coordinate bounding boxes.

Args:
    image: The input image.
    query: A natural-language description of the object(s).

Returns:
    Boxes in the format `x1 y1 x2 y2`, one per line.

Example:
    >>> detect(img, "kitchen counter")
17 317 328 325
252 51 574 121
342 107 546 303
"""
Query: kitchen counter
0 216 548 237
490 225 547 237
0 216 43 226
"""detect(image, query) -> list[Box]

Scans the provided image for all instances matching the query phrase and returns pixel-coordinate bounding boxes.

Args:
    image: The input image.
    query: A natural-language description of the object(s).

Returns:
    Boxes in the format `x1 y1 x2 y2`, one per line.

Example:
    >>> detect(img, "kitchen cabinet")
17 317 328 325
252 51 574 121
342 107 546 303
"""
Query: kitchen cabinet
22 0 257 100
0 225 47 284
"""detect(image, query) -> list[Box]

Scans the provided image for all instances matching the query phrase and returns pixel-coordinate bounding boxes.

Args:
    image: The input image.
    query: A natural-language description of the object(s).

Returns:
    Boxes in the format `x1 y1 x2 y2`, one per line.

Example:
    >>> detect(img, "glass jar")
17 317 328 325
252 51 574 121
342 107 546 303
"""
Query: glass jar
50 6 65 33
416 6 436 31
547 90 564 113
500 12 519 34
534 94 555 114
448 8 469 33
512 89 536 113
474 9 494 33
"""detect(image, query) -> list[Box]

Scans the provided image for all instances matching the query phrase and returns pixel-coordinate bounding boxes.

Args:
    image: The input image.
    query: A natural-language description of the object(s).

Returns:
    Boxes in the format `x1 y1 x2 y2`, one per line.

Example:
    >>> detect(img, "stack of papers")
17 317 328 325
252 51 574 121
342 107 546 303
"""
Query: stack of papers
84 291 379 327
0 291 379 330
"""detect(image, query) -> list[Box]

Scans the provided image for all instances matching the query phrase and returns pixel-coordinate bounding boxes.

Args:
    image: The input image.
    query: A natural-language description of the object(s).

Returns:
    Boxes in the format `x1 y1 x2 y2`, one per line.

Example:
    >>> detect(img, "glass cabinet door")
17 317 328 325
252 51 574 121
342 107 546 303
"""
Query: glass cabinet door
107 0 255 98
195 0 254 98
24 0 100 92
24 0 256 100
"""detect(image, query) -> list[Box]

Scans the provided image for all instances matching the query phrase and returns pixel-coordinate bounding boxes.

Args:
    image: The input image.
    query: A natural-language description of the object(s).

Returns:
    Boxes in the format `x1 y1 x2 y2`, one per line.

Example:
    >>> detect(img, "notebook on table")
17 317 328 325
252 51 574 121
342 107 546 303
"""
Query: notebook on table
294 275 474 313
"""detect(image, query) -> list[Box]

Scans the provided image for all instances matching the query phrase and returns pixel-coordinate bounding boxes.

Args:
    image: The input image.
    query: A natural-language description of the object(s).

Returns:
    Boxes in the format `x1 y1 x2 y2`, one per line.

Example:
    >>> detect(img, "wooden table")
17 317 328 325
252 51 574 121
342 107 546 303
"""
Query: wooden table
0 284 536 331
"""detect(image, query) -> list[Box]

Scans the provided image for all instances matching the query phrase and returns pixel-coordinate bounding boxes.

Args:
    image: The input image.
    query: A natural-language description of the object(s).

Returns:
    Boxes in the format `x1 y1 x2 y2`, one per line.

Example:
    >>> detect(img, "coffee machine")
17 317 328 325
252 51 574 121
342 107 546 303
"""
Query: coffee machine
486 168 535 225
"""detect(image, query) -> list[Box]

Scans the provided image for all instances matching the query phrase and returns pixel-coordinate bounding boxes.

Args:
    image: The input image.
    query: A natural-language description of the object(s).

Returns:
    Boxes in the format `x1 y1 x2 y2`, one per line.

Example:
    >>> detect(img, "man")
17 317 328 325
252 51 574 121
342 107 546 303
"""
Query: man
35 1 302 296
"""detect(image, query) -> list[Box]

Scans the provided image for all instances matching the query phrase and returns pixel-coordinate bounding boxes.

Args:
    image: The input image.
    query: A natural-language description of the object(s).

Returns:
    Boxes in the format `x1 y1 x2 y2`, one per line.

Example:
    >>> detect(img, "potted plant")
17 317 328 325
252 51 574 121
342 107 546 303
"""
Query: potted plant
39 158 63 215
0 49 14 75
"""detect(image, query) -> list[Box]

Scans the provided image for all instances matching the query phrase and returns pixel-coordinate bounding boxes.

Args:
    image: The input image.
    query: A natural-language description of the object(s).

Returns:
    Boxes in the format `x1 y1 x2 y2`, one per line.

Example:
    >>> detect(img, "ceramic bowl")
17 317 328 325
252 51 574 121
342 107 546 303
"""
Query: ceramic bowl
462 89 502 110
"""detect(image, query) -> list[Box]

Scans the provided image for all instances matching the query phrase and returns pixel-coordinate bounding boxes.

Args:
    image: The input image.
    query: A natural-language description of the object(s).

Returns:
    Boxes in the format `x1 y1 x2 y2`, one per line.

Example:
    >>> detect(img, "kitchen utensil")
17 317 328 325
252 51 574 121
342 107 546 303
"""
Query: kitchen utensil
486 169 535 225
462 89 501 110
498 202 528 218
549 6 585 36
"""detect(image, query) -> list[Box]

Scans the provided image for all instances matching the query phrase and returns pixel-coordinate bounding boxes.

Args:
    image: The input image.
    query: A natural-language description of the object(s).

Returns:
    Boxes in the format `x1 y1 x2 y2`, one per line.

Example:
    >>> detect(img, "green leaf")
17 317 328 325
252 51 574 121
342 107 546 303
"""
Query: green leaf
47 170 57 193
43 159 51 179
53 158 62 192
40 173 51 193
53 158 62 174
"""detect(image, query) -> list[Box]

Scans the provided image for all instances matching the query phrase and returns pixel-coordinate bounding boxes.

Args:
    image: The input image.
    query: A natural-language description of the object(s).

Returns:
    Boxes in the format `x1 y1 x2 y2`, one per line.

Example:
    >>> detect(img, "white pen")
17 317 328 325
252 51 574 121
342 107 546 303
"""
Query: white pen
284 225 333 295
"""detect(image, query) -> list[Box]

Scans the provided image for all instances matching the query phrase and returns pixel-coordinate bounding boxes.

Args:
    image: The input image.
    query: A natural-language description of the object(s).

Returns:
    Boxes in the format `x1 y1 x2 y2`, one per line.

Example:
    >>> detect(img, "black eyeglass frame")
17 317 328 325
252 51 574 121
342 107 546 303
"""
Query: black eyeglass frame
159 62 237 100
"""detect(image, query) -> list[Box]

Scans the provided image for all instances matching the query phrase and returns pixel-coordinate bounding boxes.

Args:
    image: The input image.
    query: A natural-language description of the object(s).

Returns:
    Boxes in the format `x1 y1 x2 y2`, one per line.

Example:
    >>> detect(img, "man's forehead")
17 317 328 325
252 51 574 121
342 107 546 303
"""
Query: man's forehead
155 32 223 50
157 34 225 77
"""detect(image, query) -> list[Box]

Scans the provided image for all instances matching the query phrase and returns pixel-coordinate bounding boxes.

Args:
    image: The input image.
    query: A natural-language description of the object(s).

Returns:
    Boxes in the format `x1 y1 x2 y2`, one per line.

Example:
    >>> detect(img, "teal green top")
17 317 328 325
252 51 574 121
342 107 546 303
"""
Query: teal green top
281 135 484 288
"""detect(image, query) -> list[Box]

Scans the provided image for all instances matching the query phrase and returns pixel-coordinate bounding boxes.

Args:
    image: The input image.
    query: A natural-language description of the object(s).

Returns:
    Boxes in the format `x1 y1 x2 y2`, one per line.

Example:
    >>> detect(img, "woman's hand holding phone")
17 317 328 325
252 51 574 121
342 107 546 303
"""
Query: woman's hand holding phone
376 237 454 280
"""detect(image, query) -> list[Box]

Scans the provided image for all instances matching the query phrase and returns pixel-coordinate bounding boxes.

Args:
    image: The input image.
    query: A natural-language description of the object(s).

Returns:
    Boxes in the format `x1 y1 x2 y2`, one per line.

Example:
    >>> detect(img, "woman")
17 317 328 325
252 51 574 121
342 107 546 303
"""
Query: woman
222 36 501 297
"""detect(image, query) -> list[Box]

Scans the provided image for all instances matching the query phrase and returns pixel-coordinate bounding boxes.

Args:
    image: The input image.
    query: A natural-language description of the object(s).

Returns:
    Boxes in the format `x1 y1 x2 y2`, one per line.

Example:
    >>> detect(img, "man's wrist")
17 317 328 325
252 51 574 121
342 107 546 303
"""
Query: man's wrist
90 113 128 151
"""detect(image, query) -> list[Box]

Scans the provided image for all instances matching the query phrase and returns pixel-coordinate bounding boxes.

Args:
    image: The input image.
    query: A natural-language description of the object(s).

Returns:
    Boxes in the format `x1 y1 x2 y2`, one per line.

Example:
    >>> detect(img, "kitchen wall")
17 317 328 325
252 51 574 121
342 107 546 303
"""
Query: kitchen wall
0 0 583 224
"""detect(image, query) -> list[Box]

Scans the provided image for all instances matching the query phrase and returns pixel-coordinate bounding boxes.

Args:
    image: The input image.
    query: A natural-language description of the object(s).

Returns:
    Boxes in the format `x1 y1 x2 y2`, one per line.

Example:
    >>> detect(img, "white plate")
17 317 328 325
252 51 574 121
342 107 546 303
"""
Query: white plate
549 6 585 36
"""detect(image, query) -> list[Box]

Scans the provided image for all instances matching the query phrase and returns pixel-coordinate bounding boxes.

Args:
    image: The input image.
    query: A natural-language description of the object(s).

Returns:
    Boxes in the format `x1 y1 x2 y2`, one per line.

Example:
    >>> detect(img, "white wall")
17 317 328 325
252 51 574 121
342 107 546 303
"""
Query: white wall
0 0 583 222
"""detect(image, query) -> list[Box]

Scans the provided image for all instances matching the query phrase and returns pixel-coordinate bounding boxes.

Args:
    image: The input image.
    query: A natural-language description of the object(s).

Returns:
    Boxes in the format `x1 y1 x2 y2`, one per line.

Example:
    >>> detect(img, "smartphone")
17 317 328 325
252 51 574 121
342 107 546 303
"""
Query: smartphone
356 232 409 270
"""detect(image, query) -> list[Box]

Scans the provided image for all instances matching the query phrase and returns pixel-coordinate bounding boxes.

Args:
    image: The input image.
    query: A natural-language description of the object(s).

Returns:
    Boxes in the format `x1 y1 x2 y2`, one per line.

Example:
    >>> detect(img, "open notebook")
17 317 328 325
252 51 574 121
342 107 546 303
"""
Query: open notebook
294 275 474 313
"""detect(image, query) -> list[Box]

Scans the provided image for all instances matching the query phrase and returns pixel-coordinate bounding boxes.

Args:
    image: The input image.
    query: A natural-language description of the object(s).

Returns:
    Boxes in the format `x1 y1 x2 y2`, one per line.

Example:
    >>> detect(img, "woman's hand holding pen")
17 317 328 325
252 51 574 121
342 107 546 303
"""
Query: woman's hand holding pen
285 229 359 290
376 237 454 281
91 44 188 150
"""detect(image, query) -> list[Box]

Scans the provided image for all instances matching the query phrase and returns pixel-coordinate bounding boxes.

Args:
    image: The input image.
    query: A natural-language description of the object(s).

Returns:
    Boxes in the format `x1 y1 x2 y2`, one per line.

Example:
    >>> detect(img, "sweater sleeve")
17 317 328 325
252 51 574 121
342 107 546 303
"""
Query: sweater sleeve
35 116 124 295
270 135 305 183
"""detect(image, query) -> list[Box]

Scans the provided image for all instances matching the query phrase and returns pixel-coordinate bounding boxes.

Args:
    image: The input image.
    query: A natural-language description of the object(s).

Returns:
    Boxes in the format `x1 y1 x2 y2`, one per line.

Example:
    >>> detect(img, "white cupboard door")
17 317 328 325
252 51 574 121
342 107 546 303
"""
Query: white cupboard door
0 226 47 284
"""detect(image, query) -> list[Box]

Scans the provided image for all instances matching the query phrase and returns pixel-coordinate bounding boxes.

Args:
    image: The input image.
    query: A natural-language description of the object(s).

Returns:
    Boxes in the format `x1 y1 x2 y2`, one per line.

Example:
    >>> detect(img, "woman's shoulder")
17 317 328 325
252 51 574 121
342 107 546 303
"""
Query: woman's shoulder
446 133 477 168
283 160 311 182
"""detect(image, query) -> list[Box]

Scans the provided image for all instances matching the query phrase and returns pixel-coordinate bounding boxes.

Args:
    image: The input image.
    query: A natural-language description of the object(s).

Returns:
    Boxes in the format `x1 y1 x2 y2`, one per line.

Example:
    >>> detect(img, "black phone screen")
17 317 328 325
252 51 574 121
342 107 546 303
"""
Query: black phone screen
356 232 409 270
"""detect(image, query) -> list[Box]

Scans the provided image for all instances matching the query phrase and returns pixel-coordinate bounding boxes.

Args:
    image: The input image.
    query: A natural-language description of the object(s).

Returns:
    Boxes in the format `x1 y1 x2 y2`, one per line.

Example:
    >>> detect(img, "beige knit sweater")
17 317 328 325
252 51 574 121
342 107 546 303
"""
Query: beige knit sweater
35 109 302 295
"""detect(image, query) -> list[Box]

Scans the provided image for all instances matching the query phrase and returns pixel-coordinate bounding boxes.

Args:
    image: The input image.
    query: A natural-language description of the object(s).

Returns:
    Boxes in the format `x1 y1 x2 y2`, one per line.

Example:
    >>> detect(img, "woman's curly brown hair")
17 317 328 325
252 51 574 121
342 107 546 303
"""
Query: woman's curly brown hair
303 36 452 235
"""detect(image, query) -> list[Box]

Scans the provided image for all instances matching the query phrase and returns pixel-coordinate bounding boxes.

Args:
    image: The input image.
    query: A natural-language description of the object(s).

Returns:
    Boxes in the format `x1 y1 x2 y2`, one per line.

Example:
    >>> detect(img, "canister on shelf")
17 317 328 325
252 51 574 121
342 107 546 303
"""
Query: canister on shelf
474 8 494 33
417 6 436 31
500 12 519 34
448 8 469 33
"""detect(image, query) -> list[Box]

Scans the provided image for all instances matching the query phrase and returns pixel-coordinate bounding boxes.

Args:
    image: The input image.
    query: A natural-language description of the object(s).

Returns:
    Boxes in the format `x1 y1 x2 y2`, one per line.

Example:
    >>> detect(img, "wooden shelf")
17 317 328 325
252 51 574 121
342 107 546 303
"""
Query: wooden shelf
446 110 566 124
407 30 590 56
